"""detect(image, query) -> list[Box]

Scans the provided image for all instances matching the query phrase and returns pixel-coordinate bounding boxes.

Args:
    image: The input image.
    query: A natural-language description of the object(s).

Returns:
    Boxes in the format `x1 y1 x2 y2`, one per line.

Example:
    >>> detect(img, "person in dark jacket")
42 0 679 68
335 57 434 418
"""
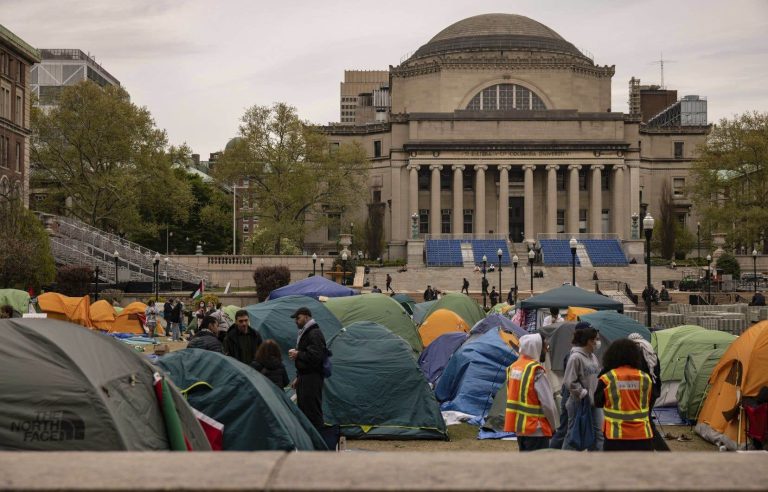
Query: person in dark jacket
187 315 223 353
251 339 289 388
489 287 499 306
288 307 327 429
223 310 263 365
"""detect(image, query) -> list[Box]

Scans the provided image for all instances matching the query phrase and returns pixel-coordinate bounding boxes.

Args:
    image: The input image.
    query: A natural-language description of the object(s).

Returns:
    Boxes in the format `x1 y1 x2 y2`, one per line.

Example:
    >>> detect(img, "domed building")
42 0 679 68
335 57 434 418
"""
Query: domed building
314 14 709 264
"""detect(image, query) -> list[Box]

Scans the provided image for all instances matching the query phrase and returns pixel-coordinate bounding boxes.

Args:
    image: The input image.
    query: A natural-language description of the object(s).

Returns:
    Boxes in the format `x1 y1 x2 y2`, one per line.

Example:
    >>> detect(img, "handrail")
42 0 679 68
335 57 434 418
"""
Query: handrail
537 233 620 240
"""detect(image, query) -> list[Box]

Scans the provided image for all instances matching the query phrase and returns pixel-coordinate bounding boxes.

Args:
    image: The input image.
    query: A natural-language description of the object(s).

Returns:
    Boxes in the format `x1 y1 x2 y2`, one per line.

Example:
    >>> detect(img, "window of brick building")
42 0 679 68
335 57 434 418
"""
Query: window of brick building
672 177 686 197
674 142 684 159
419 209 429 234
463 209 473 234
441 209 452 234
373 140 382 158
556 210 565 233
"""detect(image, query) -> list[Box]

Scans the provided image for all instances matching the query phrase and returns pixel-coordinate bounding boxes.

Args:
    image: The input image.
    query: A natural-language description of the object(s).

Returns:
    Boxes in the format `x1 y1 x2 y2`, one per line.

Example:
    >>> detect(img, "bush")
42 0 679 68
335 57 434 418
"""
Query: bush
201 293 220 307
100 289 124 305
0 198 56 291
56 265 93 297
716 253 741 278
253 266 290 302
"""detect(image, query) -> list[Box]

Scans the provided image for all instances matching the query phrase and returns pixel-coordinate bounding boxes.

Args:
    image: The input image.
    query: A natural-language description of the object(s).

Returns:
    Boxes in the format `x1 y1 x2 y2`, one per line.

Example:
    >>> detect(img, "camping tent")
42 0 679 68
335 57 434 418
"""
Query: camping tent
413 300 437 325
113 301 153 335
90 300 117 331
267 276 359 301
0 318 209 450
566 306 596 321
520 285 623 312
677 347 727 422
0 289 30 316
422 293 486 328
392 293 415 315
157 349 326 450
418 309 470 347
418 331 469 385
324 321 447 440
652 325 735 406
470 313 527 339
325 293 422 352
245 295 342 380
578 311 650 343
36 292 93 328
434 328 519 418
222 305 240 324
696 321 768 450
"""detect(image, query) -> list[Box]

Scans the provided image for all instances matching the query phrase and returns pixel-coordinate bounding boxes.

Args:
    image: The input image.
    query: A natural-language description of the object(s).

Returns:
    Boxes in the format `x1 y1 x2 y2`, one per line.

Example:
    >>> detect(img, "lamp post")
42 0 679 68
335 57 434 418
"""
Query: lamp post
753 249 759 294
113 250 119 286
569 237 577 286
320 258 325 278
312 253 317 276
94 266 100 301
482 255 488 309
166 227 173 256
528 248 535 293
497 248 503 297
706 254 713 305
513 255 519 303
153 253 160 301
643 213 654 328
697 222 701 266
341 252 348 286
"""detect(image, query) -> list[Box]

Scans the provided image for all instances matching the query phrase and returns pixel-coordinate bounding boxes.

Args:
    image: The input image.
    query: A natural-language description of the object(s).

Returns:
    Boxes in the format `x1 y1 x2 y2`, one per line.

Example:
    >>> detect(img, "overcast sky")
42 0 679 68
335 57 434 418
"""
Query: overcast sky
6 0 768 157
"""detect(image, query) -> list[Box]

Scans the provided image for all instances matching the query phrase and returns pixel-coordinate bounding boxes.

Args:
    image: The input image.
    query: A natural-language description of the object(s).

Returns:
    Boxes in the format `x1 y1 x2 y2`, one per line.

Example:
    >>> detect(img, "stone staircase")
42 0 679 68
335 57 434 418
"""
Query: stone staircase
576 244 592 268
460 243 475 267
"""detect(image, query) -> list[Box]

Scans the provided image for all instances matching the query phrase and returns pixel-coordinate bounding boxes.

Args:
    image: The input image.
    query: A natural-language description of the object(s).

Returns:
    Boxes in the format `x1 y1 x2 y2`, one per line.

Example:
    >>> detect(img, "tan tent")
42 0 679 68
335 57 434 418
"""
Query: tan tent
37 293 93 328
565 306 596 321
419 309 470 347
112 301 155 335
90 300 117 331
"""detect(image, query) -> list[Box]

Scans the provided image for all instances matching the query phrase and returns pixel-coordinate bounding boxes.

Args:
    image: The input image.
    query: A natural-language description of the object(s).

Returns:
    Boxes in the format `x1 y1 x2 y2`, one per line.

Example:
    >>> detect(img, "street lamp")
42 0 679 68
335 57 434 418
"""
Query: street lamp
341 251 348 286
512 254 519 304
312 253 317 276
569 237 578 286
113 250 119 286
94 266 100 301
643 213 654 328
753 249 759 294
153 253 160 301
528 248 535 293
482 255 488 309
497 248 503 297
320 258 325 278
707 254 712 305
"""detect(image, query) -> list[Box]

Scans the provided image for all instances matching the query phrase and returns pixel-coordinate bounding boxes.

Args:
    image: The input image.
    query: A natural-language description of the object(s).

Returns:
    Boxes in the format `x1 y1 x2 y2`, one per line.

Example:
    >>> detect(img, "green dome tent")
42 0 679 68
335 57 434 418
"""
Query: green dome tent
0 318 210 450
392 293 416 315
520 285 624 312
676 347 728 422
324 321 447 440
0 289 30 316
423 293 486 328
245 295 342 381
325 293 423 353
157 349 326 451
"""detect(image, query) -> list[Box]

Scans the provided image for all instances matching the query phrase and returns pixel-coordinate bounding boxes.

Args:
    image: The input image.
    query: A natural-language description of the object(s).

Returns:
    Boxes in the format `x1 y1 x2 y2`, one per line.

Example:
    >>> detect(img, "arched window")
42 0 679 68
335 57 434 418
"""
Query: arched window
466 84 547 111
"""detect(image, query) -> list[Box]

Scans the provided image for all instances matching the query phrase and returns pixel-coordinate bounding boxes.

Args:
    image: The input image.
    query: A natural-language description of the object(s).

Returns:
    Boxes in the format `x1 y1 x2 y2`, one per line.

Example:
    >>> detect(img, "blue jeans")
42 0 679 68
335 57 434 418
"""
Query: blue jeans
170 322 181 341
549 386 570 448
562 397 604 451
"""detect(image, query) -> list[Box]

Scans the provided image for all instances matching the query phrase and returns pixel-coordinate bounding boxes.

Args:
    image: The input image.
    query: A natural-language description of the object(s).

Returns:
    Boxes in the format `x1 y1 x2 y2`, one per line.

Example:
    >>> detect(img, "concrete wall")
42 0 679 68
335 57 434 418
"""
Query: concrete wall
172 255 334 288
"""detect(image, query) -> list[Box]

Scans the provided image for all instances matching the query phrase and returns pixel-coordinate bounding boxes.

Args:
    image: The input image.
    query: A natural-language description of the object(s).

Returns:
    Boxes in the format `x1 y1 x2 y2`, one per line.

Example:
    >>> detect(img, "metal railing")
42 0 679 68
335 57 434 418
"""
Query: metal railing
423 233 508 241
537 233 620 240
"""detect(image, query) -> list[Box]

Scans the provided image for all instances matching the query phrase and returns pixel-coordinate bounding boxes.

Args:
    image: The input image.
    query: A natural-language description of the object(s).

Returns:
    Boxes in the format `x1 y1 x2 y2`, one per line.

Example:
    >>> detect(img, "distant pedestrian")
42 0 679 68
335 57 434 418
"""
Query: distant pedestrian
163 298 173 322
507 287 515 305
489 287 499 306
481 277 489 297
751 291 766 306
223 310 263 365
386 274 394 294
187 315 223 353
461 278 470 295
169 299 182 341
288 307 327 430
371 285 382 293
145 300 159 337
423 285 435 301
252 339 290 389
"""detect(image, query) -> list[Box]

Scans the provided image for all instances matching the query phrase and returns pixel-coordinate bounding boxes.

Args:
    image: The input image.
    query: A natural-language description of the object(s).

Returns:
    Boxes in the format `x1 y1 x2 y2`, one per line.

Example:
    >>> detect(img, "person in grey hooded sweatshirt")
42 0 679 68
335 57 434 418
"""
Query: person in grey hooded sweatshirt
561 326 604 450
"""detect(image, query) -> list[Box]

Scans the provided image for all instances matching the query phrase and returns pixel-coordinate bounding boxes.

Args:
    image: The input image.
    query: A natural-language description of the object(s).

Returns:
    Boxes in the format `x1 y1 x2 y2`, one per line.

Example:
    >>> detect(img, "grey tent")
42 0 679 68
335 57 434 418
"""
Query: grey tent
0 318 210 450
520 285 623 312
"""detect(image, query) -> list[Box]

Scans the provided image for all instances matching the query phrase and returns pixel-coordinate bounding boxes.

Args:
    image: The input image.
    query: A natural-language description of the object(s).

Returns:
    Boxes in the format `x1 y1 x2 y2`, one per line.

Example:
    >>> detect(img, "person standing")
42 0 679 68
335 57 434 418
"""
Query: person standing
628 332 669 451
481 276 489 300
163 298 173 324
507 287 515 305
145 300 159 338
187 315 223 352
169 299 182 341
489 286 499 306
423 285 435 301
594 339 654 451
504 334 557 451
252 339 290 389
386 273 395 294
561 327 604 451
288 307 327 430
223 310 263 365
549 321 590 448
542 307 564 326
461 278 470 295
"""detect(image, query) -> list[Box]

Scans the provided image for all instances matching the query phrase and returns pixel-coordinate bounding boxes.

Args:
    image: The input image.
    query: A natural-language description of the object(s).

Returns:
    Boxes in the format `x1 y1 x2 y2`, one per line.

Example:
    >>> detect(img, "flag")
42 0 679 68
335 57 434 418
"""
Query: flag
191 407 224 451
191 280 205 300
153 373 191 451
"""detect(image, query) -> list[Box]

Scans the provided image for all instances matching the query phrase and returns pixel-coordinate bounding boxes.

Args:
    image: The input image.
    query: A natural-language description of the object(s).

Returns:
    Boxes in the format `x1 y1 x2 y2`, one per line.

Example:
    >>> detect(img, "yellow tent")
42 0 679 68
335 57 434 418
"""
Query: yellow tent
419 309 470 347
566 306 596 321
112 301 156 335
90 300 117 331
696 321 768 449
37 293 93 328
498 329 519 349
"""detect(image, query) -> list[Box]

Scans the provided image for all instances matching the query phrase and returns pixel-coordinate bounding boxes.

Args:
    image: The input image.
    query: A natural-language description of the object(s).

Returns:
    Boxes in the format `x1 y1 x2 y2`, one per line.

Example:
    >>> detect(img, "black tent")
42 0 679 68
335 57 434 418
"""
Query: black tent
520 285 623 312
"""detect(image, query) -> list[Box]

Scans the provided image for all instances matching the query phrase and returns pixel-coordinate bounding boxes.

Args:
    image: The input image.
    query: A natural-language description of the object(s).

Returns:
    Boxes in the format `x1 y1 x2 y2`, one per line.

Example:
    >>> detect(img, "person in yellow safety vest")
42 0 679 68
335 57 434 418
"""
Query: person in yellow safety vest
504 333 558 451
594 338 654 451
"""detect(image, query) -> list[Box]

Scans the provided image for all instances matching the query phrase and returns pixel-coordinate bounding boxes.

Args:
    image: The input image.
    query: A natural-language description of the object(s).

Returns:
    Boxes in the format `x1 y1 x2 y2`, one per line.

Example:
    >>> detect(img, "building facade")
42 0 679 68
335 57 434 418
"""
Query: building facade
339 70 389 124
0 25 40 208
309 14 709 259
30 49 120 108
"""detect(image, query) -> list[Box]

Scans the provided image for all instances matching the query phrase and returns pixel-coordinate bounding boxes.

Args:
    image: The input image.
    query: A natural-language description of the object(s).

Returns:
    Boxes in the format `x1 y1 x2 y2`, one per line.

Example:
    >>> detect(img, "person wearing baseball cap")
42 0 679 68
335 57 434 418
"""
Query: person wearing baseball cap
288 307 327 429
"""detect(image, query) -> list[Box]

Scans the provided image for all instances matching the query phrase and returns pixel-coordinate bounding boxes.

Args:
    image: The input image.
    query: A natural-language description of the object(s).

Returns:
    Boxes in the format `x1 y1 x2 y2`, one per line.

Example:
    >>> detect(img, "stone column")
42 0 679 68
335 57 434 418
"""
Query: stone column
475 165 487 235
629 161 640 238
452 165 465 235
590 165 604 234
391 164 403 241
568 164 581 234
546 164 559 233
407 164 419 219
430 164 442 236
498 165 511 238
523 164 535 242
613 164 626 237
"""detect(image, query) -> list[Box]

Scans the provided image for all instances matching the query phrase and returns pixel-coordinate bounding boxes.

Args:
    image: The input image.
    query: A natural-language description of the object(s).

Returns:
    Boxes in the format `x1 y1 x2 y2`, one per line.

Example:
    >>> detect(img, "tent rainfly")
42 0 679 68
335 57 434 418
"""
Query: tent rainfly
520 285 623 312
267 276 358 301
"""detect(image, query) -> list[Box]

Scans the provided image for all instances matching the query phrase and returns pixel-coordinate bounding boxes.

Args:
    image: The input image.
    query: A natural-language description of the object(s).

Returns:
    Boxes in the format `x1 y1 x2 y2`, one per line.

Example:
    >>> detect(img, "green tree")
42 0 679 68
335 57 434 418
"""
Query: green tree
213 102 368 254
31 81 194 238
690 111 768 249
716 253 741 278
651 181 677 260
0 196 56 291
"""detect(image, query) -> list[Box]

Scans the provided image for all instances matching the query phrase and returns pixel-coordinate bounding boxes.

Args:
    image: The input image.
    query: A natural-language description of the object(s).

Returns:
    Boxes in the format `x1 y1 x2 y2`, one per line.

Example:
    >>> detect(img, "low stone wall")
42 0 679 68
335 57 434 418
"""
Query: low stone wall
171 255 330 288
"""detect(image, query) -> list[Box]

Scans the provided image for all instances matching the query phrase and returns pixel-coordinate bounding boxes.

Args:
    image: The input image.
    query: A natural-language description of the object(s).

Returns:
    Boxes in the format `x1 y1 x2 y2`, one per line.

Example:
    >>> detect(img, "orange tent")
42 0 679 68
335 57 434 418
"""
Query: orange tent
90 300 117 330
498 329 519 349
696 321 768 449
37 293 93 328
112 301 154 335
419 309 470 347
566 306 596 321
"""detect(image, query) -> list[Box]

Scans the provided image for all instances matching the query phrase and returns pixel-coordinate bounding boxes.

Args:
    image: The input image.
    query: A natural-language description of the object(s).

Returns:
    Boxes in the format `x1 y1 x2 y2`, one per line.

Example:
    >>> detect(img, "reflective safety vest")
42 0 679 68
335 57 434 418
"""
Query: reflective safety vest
599 366 653 440
504 356 552 436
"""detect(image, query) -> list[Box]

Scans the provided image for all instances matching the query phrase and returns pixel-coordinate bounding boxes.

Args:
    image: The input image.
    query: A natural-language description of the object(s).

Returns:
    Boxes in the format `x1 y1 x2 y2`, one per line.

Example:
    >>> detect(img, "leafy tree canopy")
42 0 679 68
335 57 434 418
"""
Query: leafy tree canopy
0 196 55 290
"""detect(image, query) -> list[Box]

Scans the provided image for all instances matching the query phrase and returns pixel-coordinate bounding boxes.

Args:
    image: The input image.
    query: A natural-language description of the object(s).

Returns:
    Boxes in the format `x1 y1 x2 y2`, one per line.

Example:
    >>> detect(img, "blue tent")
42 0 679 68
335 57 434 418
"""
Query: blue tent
470 313 527 339
418 332 469 385
267 276 359 301
434 328 518 418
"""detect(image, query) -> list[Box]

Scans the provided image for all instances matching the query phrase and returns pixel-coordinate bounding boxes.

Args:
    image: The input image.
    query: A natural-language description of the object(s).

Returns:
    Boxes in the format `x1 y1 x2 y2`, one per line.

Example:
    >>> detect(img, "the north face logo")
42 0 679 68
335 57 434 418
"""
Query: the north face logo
9 410 85 442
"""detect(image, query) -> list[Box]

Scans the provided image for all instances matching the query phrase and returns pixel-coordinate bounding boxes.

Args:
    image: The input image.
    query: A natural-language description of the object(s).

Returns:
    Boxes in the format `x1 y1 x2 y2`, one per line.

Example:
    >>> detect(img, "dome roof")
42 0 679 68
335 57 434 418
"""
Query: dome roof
411 13 586 60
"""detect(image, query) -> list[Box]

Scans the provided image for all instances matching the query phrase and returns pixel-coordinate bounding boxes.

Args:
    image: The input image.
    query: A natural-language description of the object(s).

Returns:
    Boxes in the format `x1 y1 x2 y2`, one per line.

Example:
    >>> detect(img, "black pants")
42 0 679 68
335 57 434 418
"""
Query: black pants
604 438 653 451
297 372 324 429
518 436 550 452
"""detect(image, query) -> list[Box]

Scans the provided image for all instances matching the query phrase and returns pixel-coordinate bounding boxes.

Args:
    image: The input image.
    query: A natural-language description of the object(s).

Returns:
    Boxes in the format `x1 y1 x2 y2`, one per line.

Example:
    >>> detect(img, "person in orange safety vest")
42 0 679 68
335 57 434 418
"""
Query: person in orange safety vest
594 338 654 451
505 333 558 451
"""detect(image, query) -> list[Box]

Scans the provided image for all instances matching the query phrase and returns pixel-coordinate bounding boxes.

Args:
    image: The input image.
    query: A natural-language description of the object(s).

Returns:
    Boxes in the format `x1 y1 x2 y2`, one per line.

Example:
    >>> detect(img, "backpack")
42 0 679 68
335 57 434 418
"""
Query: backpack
566 397 596 450
322 348 333 378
